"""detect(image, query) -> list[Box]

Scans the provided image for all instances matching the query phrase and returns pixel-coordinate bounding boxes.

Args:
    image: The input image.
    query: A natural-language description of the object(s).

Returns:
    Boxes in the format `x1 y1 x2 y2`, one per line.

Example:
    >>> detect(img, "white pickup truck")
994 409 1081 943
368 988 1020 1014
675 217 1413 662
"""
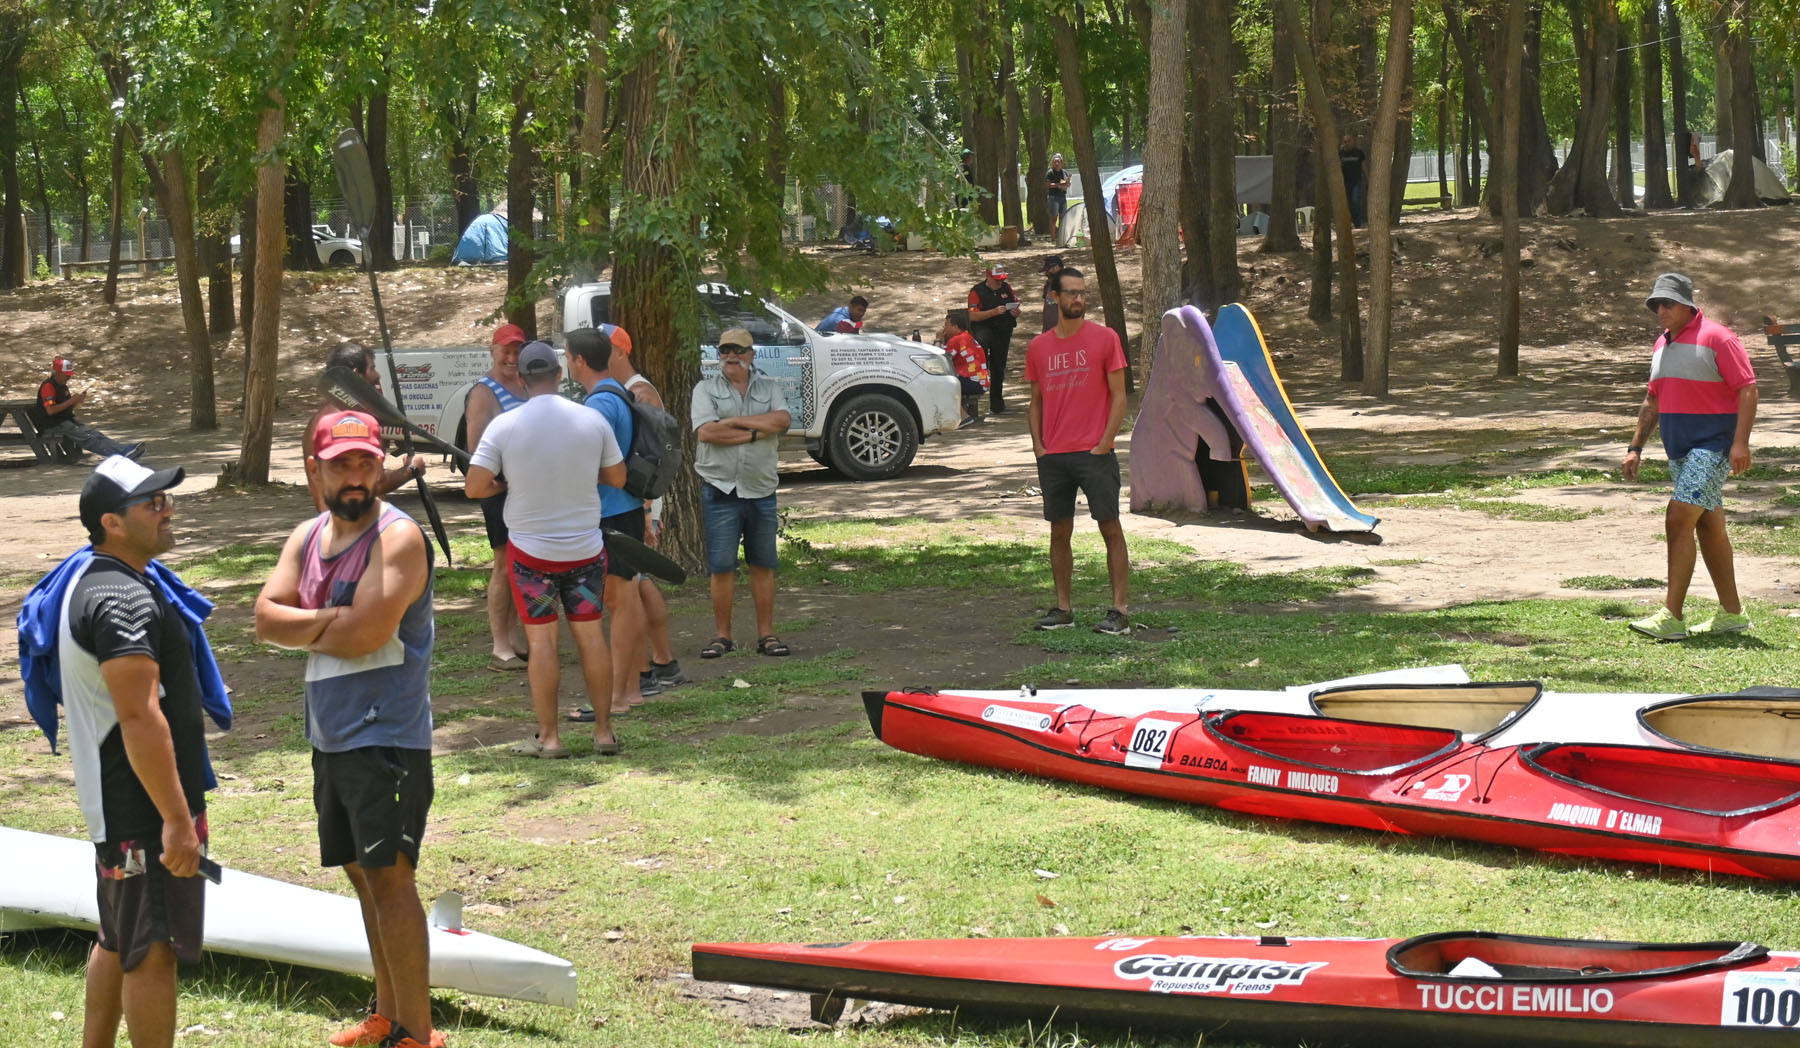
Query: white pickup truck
384 282 963 481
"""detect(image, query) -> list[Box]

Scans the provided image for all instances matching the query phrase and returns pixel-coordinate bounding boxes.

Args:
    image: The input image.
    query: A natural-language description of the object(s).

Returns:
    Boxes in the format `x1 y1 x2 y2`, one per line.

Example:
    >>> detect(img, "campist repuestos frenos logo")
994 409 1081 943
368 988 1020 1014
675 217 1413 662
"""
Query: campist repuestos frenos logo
1113 954 1327 996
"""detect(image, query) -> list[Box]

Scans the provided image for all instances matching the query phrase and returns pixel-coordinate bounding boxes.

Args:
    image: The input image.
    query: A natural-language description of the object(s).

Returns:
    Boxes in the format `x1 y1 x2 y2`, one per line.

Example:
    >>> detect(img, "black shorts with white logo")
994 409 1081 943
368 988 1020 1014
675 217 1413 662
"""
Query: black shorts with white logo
312 746 433 869
94 816 208 971
1036 449 1122 522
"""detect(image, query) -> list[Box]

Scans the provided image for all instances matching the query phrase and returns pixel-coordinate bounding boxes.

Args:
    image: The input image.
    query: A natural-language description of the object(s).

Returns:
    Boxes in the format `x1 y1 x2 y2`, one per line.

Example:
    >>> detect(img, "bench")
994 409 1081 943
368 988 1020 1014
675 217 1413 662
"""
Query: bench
0 402 79 465
59 256 175 279
1762 318 1800 398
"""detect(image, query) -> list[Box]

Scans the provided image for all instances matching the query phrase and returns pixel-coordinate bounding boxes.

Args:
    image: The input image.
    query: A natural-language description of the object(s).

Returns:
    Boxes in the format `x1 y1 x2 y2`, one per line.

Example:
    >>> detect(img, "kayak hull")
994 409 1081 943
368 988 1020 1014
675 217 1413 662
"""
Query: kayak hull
864 689 1800 880
694 933 1800 1048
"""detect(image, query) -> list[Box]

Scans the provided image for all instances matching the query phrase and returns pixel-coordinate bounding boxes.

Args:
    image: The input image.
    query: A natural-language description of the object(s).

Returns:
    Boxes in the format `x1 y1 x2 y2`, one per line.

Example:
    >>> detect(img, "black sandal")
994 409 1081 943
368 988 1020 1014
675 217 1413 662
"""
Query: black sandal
700 637 734 659
756 635 791 657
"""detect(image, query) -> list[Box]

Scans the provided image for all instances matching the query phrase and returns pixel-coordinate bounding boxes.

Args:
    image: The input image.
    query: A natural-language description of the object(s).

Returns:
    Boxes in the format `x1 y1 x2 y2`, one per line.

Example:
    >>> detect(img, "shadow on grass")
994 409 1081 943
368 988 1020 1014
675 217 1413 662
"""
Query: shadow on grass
0 928 560 1038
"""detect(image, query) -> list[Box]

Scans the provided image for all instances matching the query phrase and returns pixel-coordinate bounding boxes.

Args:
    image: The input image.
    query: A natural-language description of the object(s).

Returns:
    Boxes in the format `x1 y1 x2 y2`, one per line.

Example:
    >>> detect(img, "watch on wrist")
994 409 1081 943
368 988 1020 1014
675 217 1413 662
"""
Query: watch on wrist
1628 444 1643 454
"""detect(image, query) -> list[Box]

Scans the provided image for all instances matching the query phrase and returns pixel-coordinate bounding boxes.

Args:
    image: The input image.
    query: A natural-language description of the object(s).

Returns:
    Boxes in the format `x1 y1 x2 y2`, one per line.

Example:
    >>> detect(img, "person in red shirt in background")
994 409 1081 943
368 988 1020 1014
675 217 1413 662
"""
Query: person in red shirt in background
34 356 143 461
1024 266 1131 636
938 309 989 429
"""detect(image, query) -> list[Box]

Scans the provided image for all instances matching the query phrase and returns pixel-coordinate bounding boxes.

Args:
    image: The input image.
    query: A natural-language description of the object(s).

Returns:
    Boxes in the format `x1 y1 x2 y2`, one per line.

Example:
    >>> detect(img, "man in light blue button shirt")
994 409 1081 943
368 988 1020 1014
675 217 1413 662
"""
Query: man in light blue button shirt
691 327 792 659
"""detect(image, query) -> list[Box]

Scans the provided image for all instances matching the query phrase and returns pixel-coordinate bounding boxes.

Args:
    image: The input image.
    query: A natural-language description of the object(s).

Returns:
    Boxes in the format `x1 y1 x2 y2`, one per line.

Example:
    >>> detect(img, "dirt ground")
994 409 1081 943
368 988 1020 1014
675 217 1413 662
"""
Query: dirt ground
6 206 1800 739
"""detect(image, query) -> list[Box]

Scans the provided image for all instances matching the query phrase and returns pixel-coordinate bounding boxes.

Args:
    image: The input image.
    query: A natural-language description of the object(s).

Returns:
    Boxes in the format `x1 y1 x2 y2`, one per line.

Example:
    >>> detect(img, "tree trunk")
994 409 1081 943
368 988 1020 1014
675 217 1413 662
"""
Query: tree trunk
1613 30 1634 206
1641 0 1674 208
1279 0 1362 378
1260 8 1303 252
1721 0 1763 208
1137 0 1188 386
1053 13 1131 357
1025 44 1052 236
506 78 539 335
448 89 480 235
0 12 25 289
1437 28 1452 205
613 49 704 576
1670 5 1692 204
574 3 612 279
359 87 397 270
103 123 125 304
197 162 233 334
1544 0 1624 217
284 167 318 269
155 148 218 430
238 96 286 483
1000 33 1025 231
1456 80 1475 205
1496 0 1528 377
1384 41 1415 223
238 189 255 351
1188 0 1239 307
1362 0 1412 396
1309 141 1334 321
21 92 55 281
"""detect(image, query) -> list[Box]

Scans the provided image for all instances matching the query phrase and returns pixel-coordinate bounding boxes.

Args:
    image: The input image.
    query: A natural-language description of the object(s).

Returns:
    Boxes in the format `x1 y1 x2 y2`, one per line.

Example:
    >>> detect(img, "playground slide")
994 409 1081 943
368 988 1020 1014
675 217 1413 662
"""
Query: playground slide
1209 304 1377 533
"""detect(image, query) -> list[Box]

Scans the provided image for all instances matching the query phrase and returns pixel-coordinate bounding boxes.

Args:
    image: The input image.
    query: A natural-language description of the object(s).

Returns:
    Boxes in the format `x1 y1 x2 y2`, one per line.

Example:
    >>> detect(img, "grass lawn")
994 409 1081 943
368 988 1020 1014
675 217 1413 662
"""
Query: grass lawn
5 507 1800 1047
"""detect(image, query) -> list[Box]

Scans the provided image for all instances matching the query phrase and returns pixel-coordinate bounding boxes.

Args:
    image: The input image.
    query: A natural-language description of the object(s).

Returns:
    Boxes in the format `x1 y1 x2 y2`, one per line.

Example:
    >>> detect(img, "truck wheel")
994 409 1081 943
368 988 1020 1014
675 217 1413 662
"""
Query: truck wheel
826 393 917 481
329 250 356 267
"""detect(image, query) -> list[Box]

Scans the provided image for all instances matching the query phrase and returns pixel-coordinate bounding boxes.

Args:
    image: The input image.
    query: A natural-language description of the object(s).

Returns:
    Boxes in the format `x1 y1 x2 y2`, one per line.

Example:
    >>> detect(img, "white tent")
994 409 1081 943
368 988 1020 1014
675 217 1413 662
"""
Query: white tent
1696 149 1791 206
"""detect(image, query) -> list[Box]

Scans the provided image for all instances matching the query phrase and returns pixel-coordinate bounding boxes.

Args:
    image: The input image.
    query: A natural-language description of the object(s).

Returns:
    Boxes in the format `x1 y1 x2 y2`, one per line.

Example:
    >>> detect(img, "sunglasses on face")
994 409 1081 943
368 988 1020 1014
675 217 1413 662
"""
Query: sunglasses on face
719 345 756 356
125 491 175 513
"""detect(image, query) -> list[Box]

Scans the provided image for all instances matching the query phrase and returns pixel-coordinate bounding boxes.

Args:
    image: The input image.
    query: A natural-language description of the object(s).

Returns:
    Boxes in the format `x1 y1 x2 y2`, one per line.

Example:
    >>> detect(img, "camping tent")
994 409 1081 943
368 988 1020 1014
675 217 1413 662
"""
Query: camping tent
452 212 509 265
1056 200 1123 248
1695 150 1791 207
1099 157 1277 216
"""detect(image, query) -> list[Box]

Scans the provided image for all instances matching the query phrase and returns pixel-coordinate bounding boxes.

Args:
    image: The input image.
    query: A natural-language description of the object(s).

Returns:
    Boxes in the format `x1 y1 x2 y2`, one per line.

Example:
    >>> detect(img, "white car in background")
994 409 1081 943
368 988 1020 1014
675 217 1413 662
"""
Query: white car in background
229 228 364 268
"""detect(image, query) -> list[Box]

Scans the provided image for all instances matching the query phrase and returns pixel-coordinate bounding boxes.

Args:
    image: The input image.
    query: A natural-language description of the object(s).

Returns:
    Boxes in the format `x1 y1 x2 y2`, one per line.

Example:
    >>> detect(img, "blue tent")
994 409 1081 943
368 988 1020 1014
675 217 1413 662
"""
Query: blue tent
452 212 509 265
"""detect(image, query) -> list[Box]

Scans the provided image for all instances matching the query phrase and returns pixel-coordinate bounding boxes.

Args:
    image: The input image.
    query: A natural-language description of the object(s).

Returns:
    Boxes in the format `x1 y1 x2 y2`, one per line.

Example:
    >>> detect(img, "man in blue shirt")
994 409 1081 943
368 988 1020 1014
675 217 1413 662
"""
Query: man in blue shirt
567 327 653 715
816 295 868 335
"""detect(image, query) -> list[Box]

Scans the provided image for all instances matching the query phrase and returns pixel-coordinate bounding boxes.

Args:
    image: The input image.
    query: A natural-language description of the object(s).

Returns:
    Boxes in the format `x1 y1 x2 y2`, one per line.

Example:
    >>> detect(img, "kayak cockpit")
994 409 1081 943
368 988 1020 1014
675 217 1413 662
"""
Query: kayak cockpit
1388 930 1766 982
1521 743 1800 817
1202 710 1464 775
1309 681 1542 741
1638 689 1800 761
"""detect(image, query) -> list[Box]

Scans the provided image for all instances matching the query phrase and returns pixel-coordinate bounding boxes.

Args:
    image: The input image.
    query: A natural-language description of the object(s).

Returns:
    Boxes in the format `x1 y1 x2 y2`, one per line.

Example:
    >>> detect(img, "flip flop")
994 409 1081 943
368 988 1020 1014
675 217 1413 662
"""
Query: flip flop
594 735 622 757
567 705 595 723
700 637 734 659
508 735 570 759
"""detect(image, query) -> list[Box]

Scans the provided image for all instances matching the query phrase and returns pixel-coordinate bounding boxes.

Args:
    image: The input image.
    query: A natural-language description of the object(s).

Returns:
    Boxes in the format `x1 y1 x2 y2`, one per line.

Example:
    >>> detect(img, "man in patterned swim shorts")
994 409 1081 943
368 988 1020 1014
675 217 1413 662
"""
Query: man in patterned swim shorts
1622 272 1759 641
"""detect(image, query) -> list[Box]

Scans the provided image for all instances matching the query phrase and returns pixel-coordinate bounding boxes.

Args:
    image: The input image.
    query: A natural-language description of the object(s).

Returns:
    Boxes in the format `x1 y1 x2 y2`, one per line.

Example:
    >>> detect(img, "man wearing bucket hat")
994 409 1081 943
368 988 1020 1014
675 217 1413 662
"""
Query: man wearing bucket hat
1622 272 1759 640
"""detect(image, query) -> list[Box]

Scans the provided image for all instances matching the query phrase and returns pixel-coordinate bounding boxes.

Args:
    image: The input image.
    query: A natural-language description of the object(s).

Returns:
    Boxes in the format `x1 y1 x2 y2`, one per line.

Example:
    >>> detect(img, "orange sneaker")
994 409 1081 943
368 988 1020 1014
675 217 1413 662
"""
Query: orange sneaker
329 1012 390 1048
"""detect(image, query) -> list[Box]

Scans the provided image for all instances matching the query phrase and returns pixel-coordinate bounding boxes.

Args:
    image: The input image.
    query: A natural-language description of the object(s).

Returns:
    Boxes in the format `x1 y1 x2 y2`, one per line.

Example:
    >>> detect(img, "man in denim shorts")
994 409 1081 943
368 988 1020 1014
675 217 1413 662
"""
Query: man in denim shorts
1623 272 1759 640
692 327 792 658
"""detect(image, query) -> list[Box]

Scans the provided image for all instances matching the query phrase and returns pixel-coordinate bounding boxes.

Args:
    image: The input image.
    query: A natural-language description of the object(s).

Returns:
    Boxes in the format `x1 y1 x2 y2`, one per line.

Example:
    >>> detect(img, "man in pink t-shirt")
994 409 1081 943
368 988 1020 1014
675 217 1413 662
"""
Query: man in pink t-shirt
1024 267 1132 635
1621 272 1759 641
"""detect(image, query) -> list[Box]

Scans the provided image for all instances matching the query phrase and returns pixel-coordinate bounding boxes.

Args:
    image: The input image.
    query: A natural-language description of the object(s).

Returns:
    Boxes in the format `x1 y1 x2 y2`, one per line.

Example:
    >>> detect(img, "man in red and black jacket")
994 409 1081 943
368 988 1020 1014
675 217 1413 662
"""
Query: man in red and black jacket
967 265 1020 414
35 357 143 461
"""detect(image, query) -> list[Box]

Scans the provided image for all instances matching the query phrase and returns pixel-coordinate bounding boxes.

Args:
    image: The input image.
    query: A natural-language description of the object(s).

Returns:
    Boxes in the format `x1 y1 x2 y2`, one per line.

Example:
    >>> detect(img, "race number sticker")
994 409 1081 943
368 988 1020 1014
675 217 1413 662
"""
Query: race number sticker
1722 971 1800 1028
1124 718 1182 769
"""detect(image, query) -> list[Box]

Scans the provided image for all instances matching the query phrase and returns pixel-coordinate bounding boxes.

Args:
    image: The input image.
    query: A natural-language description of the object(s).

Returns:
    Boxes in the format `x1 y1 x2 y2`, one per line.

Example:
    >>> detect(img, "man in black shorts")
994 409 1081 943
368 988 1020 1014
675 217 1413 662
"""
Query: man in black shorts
60 455 210 1048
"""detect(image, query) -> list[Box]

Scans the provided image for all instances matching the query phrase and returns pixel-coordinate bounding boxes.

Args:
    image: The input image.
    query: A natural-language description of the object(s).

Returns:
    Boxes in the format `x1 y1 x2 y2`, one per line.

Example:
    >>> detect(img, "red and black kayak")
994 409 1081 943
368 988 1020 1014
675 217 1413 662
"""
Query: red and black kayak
694 930 1800 1046
862 684 1800 879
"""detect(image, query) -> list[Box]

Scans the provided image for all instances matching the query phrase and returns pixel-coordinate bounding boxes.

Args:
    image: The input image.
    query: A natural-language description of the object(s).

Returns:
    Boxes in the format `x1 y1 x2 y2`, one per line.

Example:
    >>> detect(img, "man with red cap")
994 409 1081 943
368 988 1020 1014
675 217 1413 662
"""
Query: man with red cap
464 324 531 669
256 410 441 1048
967 265 1021 414
34 356 143 461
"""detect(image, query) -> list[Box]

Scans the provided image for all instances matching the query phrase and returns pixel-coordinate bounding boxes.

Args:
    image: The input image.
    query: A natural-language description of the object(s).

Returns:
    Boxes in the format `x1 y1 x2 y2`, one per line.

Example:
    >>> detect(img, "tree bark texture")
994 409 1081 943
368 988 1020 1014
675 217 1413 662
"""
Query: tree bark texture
1544 0 1624 217
1670 7 1692 204
362 89 397 270
1025 66 1052 235
0 11 25 289
1612 33 1633 207
1641 0 1674 208
448 89 480 235
1497 0 1528 377
197 162 233 334
506 77 539 336
1188 0 1240 308
1000 34 1025 231
1053 13 1131 356
238 96 287 484
1260 9 1303 252
1362 0 1412 396
284 168 319 269
1137 0 1189 386
575 4 613 280
1721 0 1763 209
153 148 217 429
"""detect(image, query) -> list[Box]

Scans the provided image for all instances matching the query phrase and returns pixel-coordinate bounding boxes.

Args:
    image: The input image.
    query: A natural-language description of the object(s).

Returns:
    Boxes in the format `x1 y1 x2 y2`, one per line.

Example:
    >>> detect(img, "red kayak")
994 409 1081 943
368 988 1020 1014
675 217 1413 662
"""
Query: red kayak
863 686 1800 879
694 930 1800 1046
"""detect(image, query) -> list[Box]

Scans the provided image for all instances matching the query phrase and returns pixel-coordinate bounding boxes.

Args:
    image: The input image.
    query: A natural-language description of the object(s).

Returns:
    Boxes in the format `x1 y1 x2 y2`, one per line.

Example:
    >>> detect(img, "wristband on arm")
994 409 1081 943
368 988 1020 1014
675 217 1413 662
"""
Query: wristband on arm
1628 445 1643 454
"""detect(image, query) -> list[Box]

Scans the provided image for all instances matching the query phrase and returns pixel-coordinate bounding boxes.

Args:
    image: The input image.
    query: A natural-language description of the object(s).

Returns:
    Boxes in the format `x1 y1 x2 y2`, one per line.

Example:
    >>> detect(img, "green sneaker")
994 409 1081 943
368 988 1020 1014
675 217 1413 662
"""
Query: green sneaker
1628 607 1688 641
1691 610 1752 636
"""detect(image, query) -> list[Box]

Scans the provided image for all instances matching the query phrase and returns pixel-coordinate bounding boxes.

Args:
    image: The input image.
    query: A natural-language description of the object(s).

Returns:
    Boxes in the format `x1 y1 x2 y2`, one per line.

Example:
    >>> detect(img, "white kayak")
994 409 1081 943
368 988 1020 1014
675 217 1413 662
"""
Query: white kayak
0 826 577 1008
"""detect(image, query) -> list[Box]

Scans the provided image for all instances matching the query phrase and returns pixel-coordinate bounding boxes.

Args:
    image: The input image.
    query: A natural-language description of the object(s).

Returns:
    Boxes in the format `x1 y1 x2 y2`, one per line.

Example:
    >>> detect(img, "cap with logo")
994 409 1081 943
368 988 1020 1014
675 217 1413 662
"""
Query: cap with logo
718 328 756 351
53 357 76 376
987 264 1009 280
311 411 384 460
1644 272 1697 312
517 341 560 377
491 323 528 348
80 455 185 533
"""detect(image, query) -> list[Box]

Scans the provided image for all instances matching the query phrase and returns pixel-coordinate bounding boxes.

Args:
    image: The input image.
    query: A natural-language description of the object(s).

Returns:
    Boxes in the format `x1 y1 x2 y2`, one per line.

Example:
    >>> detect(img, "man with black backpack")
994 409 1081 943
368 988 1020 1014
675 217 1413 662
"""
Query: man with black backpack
568 328 673 716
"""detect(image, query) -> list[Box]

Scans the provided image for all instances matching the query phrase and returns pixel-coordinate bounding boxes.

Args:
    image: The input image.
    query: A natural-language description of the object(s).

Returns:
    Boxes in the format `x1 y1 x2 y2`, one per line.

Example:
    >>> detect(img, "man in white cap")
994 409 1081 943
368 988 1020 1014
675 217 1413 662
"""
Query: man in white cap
35 356 143 460
1622 272 1758 640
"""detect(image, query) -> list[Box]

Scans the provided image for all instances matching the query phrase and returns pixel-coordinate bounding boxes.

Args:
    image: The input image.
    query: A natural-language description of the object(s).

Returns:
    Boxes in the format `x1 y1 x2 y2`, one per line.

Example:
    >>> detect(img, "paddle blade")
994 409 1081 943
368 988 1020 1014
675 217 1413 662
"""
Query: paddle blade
319 366 469 464
332 128 379 239
603 528 686 585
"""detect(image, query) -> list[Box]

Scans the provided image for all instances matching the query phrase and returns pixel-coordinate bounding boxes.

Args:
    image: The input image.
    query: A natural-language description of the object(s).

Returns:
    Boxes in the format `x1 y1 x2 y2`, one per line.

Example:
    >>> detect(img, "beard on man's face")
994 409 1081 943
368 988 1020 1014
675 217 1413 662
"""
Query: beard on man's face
1059 299 1086 320
327 486 374 522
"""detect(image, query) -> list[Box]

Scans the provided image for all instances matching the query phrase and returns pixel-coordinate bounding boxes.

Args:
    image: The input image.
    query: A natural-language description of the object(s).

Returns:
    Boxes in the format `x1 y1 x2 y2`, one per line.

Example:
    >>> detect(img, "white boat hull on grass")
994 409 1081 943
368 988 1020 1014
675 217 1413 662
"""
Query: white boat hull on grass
0 827 577 1008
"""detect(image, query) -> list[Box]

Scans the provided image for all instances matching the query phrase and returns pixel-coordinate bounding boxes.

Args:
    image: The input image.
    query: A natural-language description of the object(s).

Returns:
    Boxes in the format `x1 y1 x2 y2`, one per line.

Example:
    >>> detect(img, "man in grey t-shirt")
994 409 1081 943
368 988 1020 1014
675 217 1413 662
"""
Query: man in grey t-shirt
691 327 792 659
